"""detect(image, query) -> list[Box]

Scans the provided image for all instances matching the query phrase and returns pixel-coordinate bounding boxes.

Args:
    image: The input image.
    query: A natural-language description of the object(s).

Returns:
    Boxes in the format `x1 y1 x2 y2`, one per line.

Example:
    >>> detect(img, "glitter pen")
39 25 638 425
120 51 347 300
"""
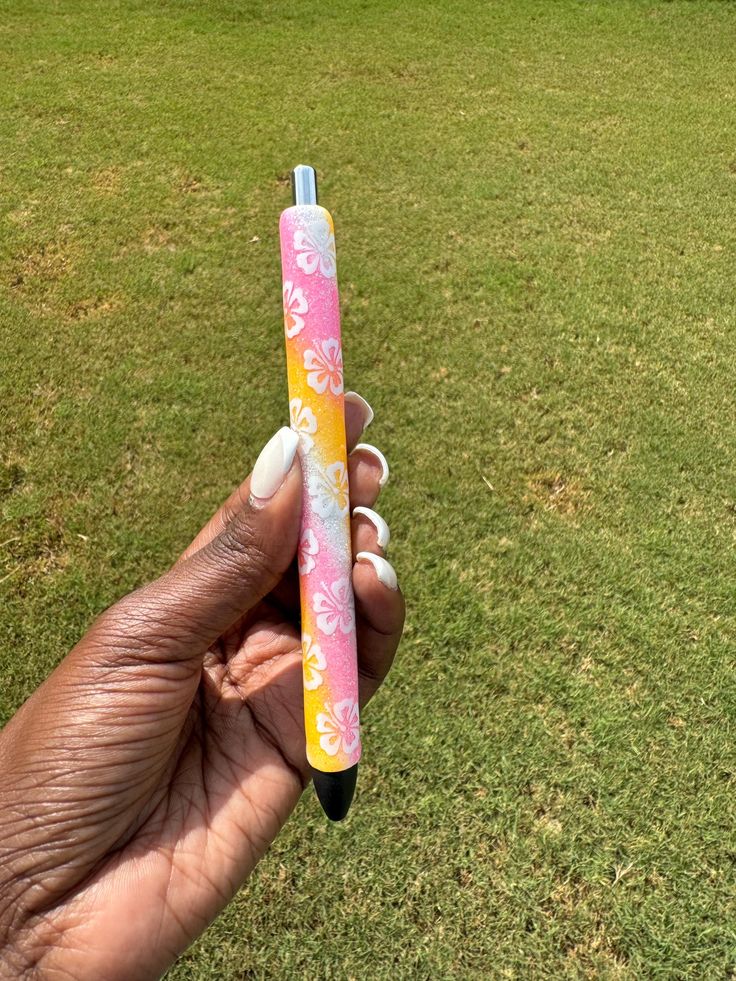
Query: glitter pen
279 165 360 820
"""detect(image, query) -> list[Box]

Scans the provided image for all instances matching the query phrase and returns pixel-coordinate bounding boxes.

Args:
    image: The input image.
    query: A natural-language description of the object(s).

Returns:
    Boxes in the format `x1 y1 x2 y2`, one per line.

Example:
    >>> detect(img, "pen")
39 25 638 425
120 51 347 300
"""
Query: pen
278 164 360 821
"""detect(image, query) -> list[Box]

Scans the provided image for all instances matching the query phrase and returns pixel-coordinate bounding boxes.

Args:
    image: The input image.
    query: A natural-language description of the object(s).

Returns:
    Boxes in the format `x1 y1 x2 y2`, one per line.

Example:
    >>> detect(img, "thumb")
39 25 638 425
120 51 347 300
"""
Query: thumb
105 427 302 663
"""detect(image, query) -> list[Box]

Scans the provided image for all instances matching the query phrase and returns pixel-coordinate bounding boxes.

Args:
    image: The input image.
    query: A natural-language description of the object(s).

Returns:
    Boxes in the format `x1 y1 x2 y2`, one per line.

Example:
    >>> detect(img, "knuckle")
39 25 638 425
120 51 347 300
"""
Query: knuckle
84 585 193 668
100 588 159 641
216 499 238 532
216 514 274 582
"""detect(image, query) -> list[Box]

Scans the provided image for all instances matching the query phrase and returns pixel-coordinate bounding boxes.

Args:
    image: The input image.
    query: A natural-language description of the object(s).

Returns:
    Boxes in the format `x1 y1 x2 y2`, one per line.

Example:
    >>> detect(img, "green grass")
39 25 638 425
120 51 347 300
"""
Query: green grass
3 0 736 975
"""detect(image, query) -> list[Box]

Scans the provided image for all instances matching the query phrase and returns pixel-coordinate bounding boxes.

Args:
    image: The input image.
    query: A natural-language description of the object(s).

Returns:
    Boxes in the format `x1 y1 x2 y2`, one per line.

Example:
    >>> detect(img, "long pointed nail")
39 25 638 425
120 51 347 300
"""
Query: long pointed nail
352 443 389 487
250 427 299 501
344 391 374 431
356 551 398 590
353 506 390 548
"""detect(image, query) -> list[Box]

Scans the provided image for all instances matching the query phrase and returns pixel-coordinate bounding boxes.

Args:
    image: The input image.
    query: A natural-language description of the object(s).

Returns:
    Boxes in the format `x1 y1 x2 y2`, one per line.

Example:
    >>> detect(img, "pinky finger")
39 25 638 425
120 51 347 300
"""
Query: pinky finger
353 552 405 706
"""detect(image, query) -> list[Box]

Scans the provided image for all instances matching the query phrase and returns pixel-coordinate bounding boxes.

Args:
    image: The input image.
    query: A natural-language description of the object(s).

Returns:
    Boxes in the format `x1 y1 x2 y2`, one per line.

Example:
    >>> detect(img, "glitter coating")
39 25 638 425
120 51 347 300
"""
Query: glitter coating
279 204 361 772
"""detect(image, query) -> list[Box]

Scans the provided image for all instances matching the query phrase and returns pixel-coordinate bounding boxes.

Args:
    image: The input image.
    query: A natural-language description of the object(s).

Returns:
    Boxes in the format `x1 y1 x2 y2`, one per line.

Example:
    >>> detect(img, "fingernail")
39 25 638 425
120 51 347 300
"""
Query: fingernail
344 391 374 432
352 443 389 487
250 427 299 501
356 551 398 590
353 506 390 548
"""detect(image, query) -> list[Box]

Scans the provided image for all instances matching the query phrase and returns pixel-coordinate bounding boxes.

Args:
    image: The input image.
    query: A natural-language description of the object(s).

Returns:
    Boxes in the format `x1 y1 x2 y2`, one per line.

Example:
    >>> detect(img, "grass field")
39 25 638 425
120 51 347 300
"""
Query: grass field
3 0 736 975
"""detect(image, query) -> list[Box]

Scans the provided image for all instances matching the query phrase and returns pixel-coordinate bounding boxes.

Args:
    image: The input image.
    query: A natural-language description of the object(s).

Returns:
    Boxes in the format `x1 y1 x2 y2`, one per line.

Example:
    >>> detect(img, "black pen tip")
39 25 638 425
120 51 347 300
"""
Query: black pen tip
311 763 358 821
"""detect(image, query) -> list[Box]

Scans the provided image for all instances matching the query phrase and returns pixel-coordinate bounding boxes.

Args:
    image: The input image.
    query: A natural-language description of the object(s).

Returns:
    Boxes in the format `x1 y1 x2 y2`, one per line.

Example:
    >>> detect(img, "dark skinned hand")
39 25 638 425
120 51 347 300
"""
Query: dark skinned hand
0 393 404 980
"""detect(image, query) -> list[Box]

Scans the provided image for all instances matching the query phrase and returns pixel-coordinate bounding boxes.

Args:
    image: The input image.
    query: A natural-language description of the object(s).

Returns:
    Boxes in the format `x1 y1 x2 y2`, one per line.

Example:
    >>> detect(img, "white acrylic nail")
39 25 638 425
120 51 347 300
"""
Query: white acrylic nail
250 427 299 501
352 443 389 487
356 551 398 590
344 391 374 431
353 506 390 548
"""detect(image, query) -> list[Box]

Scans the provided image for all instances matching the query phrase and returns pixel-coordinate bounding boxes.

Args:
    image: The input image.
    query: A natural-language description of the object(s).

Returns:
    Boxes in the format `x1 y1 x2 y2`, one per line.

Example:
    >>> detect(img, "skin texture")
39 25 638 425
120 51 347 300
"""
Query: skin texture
0 401 404 980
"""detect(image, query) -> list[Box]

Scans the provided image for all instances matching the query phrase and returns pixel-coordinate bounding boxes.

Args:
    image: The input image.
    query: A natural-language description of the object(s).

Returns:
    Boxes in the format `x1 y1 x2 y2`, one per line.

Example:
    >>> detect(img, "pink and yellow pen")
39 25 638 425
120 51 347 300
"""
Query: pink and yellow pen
279 165 360 820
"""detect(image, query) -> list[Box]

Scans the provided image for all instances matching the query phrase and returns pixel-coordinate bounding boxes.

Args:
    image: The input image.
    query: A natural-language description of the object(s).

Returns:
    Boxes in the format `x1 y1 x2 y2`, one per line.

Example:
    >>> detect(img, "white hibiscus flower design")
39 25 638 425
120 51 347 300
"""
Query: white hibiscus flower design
298 527 319 575
289 397 318 453
282 280 308 338
312 576 354 636
303 338 343 396
293 217 336 278
316 699 360 757
307 461 349 518
302 633 326 691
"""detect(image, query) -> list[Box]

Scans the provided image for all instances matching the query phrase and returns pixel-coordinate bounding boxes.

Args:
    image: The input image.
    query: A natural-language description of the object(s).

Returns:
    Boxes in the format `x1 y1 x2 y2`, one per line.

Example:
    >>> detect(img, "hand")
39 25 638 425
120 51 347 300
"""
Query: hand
0 395 404 980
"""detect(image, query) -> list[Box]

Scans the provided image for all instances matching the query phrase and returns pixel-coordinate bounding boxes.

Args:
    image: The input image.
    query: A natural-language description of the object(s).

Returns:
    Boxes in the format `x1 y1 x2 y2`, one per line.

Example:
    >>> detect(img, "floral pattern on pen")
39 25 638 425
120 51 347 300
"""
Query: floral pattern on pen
280 204 361 772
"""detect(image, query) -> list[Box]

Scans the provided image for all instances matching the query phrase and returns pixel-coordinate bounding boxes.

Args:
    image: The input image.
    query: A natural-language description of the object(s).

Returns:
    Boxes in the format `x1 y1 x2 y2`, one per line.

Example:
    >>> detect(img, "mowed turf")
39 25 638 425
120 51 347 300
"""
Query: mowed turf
3 0 736 975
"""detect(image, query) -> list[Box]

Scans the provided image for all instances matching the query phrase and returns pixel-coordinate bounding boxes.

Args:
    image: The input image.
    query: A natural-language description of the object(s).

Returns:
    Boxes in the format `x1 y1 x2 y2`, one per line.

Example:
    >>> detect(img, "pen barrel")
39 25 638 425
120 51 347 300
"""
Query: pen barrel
279 203 361 774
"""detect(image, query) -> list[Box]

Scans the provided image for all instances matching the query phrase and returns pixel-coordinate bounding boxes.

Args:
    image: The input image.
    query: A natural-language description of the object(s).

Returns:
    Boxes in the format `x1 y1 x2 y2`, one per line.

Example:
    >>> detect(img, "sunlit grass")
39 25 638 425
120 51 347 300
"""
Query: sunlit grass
3 0 736 975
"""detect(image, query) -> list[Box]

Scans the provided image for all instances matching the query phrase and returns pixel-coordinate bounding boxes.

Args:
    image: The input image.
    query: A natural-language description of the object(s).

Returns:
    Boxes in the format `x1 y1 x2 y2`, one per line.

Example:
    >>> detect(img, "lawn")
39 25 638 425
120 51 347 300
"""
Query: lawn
3 0 736 975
